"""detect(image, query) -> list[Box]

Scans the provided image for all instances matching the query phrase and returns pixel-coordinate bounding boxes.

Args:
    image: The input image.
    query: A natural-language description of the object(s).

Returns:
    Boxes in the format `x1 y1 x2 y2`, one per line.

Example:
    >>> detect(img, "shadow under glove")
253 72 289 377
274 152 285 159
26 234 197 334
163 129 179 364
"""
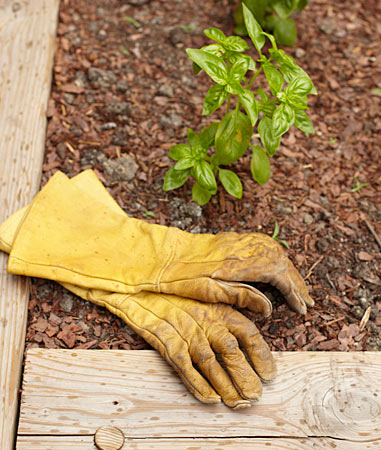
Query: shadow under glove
5 171 314 317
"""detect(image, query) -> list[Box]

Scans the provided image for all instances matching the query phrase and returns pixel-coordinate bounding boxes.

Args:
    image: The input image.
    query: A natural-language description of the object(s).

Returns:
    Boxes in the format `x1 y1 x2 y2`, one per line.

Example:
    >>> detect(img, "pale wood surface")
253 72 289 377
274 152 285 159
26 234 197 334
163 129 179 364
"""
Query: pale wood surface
0 1 59 449
17 349 381 449
16 436 377 450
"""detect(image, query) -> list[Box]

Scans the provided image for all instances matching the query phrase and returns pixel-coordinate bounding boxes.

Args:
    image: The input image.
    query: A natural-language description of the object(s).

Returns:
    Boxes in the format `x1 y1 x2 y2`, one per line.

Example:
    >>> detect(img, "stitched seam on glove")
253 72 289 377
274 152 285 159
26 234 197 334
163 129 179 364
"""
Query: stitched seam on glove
157 227 179 290
8 256 160 289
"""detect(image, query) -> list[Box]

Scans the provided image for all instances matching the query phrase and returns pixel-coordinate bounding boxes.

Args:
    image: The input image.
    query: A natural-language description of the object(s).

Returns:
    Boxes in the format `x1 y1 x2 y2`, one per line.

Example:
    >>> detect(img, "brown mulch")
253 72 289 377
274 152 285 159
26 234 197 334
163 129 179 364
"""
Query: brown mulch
25 0 380 354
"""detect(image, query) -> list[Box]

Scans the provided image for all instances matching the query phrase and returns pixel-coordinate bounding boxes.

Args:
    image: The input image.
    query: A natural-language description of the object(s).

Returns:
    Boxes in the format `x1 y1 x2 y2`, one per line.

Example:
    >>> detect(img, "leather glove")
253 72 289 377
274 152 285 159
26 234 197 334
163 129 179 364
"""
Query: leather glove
4 170 313 317
62 285 276 409
0 172 276 409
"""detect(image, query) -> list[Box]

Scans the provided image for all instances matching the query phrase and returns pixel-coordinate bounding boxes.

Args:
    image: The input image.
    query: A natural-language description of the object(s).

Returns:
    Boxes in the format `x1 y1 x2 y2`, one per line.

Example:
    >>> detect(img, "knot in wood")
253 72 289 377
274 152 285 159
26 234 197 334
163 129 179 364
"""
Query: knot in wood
94 426 125 450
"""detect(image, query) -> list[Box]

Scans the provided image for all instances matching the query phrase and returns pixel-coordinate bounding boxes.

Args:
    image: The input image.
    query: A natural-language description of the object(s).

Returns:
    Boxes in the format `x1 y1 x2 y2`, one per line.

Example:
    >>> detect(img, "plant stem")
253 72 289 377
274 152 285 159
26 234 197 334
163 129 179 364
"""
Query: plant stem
248 66 263 89
226 93 231 113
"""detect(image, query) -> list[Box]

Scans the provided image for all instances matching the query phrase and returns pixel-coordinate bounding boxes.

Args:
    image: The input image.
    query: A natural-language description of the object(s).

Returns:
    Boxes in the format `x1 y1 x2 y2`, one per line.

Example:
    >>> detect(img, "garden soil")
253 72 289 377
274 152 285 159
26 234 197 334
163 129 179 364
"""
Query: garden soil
26 0 380 354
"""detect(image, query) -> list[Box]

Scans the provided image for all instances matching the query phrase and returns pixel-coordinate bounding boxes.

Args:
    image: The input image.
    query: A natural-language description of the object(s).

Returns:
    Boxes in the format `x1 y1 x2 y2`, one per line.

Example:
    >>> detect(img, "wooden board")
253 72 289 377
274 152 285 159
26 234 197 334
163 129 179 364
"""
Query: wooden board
16 349 381 449
0 1 59 449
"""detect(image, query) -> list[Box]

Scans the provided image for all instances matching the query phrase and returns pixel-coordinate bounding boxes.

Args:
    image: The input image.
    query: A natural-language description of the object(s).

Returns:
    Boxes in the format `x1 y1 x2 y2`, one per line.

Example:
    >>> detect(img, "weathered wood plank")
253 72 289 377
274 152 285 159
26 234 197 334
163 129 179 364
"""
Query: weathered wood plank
16 436 377 450
17 349 381 447
0 1 59 448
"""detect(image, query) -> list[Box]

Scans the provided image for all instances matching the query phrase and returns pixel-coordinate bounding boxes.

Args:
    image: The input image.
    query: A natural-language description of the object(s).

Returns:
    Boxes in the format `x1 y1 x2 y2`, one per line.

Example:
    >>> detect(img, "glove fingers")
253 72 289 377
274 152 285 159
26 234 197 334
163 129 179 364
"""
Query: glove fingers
209 329 263 402
192 349 251 409
221 307 277 382
262 258 314 315
161 278 273 317
74 288 222 405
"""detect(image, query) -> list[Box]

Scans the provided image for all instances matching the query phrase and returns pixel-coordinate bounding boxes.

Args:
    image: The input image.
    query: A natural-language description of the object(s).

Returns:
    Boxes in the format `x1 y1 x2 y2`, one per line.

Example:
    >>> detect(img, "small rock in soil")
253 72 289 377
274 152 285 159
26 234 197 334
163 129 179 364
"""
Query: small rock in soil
126 0 149 5
326 256 340 269
158 84 174 97
85 91 95 104
80 149 107 167
74 70 88 87
169 28 184 46
316 237 330 252
116 79 128 92
351 305 364 320
60 293 74 312
100 122 117 131
36 283 53 300
96 29 107 41
103 155 138 182
88 67 117 89
56 142 67 159
303 213 314 225
105 101 131 117
69 125 83 137
111 130 129 146
159 112 183 129
63 93 75 104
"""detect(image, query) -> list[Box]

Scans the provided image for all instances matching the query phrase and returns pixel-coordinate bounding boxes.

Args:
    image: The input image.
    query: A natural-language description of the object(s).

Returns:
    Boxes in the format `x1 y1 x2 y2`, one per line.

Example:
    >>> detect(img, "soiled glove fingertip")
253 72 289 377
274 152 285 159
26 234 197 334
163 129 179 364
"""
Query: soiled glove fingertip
194 392 221 405
231 399 252 409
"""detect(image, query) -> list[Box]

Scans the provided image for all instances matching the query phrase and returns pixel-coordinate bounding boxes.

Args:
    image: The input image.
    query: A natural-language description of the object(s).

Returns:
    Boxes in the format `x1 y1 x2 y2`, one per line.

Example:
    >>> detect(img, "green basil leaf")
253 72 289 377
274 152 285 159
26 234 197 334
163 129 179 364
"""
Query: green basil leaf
261 31 278 50
169 143 191 160
288 76 313 96
272 0 297 19
223 36 250 52
229 57 249 83
242 3 265 52
256 87 276 116
263 14 278 31
201 43 224 57
192 62 202 75
194 160 217 192
277 61 317 95
192 182 212 206
174 157 196 170
296 0 308 12
242 0 268 26
294 109 314 135
263 63 284 95
269 48 298 68
219 168 243 198
274 18 297 46
272 103 295 138
215 109 253 165
238 89 258 126
187 128 199 146
251 145 271 185
204 27 226 44
191 144 207 159
198 122 219 149
186 49 228 85
225 80 244 95
229 53 256 71
286 93 308 110
258 116 281 156
203 84 228 115
163 167 189 191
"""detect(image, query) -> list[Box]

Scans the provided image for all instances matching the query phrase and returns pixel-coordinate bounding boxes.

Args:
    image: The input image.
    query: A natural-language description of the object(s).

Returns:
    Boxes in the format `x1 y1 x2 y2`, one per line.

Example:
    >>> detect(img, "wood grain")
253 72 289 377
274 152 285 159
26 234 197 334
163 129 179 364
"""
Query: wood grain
17 349 381 448
16 436 377 450
0 1 59 449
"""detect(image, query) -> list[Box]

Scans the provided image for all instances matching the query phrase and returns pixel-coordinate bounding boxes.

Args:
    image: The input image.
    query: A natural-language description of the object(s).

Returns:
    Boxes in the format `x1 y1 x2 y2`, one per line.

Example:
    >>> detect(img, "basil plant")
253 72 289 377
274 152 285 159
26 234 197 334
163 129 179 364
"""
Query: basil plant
163 4 316 206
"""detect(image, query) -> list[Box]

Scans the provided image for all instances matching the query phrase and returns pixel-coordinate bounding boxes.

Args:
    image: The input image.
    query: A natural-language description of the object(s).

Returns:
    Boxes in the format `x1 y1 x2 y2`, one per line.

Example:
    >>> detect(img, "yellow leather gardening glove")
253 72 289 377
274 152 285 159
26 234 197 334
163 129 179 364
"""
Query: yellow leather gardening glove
63 285 277 408
4 170 313 317
0 172 276 409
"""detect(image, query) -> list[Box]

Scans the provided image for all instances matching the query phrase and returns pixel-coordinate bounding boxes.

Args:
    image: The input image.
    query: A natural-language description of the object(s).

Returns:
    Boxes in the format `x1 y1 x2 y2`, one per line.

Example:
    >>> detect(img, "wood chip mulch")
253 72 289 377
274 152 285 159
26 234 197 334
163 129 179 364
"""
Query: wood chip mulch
25 0 380 354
